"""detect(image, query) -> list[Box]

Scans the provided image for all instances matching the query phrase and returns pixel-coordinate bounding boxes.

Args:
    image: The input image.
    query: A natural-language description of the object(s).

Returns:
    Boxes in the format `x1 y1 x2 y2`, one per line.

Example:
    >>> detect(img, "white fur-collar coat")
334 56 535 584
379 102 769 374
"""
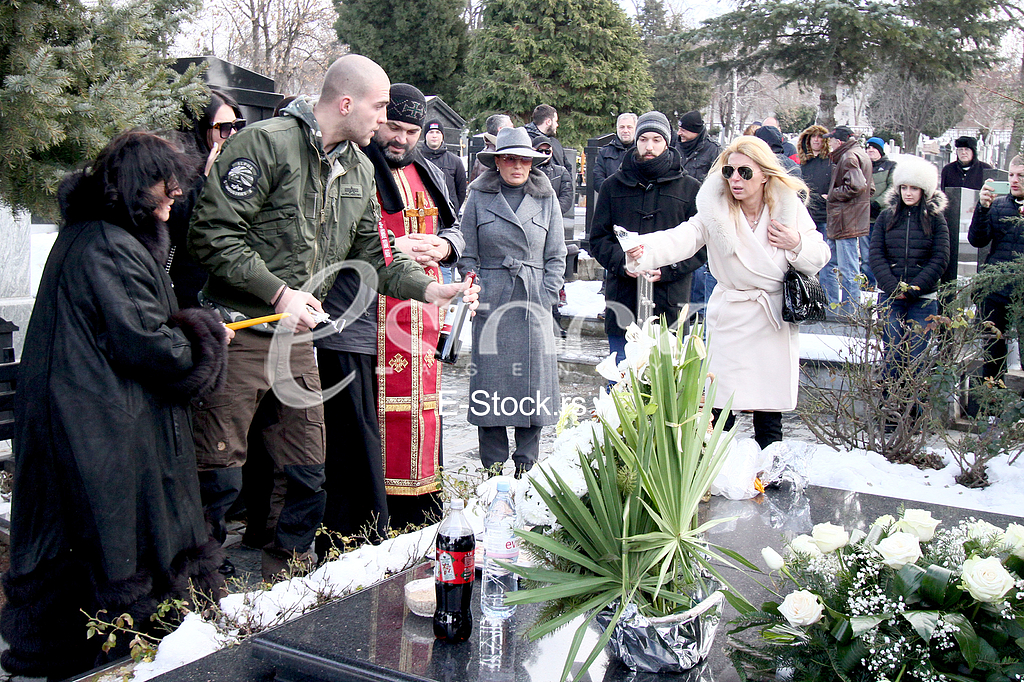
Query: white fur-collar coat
631 177 831 411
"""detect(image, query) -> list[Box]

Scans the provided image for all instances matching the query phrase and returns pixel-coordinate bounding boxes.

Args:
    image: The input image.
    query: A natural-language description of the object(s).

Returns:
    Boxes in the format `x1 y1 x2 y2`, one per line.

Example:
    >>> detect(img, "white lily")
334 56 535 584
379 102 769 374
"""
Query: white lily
592 391 621 431
595 353 623 383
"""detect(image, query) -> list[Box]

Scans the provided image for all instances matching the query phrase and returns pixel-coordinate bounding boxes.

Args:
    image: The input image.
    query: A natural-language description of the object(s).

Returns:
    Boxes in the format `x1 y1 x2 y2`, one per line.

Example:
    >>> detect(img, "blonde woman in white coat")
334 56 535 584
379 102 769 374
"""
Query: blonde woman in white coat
626 136 830 448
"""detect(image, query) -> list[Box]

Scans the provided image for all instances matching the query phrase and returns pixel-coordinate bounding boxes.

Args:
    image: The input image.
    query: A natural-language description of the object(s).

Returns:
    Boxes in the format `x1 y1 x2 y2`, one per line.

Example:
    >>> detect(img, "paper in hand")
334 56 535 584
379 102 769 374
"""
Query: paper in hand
613 225 642 251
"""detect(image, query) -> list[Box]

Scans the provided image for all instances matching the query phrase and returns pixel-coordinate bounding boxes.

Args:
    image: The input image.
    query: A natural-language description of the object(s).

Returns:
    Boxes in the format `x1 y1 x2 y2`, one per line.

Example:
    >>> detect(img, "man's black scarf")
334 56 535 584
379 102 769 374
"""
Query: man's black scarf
362 141 455 227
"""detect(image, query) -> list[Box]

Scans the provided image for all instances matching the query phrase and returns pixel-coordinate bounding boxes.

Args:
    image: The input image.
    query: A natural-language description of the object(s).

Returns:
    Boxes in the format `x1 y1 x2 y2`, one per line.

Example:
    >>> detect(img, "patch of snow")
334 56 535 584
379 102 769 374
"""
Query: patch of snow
131 614 230 682
561 280 604 319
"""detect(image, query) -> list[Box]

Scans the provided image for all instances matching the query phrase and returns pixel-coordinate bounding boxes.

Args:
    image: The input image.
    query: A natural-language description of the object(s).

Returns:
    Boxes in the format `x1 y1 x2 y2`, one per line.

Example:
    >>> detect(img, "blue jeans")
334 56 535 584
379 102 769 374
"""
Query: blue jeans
816 223 839 307
827 237 861 315
690 264 718 318
882 295 937 384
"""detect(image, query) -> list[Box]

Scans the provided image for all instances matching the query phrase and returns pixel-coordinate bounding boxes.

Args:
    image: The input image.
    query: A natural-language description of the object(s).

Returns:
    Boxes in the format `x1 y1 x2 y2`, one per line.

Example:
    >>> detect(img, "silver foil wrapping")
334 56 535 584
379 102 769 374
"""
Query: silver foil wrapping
594 586 724 674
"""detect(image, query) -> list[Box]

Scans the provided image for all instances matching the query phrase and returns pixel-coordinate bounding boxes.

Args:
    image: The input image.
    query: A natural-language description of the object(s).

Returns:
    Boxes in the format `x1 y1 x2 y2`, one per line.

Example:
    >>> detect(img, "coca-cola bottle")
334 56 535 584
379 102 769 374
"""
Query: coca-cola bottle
435 272 475 365
433 498 475 642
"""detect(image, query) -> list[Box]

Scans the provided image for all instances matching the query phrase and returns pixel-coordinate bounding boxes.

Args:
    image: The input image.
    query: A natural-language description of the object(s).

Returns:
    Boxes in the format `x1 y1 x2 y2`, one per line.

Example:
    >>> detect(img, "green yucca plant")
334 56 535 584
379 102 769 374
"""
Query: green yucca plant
504 321 757 682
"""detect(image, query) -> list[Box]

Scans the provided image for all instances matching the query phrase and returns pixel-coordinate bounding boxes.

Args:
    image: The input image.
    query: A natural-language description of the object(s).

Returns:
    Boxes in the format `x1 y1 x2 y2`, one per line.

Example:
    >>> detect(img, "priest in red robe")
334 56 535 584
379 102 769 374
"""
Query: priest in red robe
315 84 465 542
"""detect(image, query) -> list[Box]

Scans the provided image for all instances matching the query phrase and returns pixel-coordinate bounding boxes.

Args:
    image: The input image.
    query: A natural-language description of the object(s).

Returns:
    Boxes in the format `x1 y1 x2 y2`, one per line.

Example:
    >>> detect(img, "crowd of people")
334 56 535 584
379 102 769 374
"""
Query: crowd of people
5 49 1023 678
591 114 1023 445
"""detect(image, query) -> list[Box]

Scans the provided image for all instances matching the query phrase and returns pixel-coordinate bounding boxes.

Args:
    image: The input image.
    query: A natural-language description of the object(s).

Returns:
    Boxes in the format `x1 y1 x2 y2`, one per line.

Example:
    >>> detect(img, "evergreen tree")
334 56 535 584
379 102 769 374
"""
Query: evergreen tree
636 0 711 122
0 0 206 220
335 0 468 103
459 0 652 148
693 0 1009 129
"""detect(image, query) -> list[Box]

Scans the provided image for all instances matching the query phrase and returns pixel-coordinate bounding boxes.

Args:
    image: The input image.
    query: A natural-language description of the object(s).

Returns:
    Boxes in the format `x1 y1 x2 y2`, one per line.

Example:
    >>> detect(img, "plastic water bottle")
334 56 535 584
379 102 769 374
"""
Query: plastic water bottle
481 480 519 619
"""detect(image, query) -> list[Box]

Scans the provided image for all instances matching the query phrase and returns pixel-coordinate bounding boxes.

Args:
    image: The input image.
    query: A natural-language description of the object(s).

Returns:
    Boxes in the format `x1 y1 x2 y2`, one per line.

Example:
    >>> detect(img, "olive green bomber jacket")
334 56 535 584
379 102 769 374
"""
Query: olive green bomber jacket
188 98 434 319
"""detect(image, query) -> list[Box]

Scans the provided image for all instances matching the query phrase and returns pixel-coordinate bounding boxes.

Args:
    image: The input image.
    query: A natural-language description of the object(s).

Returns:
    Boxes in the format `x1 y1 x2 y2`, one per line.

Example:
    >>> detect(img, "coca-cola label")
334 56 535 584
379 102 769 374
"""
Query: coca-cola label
435 549 475 584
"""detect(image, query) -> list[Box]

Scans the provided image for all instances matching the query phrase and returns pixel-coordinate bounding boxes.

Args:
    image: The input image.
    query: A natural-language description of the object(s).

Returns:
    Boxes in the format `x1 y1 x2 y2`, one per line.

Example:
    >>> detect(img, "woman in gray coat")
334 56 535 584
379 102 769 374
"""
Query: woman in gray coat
459 127 567 477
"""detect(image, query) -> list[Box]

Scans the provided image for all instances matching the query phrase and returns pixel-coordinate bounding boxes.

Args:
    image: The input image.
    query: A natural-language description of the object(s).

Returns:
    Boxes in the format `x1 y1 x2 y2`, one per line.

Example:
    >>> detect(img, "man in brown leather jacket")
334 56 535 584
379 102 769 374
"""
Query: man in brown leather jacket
825 126 874 315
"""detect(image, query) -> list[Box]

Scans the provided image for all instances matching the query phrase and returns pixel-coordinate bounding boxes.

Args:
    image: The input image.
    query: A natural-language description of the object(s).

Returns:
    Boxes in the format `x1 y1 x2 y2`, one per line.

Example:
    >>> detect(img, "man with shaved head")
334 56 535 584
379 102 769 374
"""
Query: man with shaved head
189 54 472 581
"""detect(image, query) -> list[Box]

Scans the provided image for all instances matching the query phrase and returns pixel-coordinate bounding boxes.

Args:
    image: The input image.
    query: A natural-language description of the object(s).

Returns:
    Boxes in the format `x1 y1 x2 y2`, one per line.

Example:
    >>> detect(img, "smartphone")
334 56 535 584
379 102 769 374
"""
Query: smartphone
985 180 1010 195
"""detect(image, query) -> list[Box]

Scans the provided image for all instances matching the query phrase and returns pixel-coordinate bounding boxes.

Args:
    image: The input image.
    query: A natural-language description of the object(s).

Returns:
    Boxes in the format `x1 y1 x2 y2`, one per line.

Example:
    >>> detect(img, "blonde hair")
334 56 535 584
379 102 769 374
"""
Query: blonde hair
710 136 809 222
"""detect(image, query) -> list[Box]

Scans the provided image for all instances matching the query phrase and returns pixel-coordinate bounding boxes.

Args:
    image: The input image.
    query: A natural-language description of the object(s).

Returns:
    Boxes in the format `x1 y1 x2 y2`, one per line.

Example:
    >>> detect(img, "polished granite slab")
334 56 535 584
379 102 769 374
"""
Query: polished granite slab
155 485 1022 682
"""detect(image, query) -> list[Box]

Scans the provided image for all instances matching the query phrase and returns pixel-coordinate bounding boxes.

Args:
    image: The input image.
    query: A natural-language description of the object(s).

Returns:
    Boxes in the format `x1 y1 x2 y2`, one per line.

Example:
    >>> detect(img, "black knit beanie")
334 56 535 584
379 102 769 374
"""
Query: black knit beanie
387 84 426 126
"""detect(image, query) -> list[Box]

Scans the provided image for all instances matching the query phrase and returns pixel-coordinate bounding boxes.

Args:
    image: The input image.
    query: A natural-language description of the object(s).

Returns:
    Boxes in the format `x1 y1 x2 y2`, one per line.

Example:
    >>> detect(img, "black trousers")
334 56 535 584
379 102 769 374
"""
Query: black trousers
478 425 542 470
712 409 783 450
979 294 1019 382
318 349 389 540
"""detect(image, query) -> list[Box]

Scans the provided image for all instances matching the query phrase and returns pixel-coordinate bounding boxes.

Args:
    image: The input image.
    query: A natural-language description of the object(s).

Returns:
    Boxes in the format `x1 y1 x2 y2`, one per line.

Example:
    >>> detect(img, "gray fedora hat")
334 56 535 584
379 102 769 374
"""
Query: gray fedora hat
477 127 547 168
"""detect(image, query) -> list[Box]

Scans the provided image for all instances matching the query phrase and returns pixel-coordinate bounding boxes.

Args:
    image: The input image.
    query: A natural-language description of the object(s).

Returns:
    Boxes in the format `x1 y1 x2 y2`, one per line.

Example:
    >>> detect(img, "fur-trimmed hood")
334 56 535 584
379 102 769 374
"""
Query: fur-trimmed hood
797 125 831 164
57 168 170 265
882 179 948 216
468 167 555 198
695 172 806 258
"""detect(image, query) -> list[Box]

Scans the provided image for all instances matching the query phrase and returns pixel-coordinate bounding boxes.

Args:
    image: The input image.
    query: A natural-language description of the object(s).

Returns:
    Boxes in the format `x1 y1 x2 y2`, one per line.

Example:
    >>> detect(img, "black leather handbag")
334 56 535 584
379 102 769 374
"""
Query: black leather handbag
781 265 827 324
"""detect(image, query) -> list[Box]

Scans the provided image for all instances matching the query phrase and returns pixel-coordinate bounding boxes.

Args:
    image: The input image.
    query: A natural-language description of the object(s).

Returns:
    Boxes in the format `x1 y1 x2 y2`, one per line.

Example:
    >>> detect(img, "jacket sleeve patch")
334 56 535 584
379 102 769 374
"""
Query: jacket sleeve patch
222 158 261 199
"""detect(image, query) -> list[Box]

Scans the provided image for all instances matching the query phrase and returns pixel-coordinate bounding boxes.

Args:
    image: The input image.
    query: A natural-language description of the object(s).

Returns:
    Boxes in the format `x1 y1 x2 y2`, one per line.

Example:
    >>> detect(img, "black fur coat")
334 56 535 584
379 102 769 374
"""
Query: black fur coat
2 171 227 678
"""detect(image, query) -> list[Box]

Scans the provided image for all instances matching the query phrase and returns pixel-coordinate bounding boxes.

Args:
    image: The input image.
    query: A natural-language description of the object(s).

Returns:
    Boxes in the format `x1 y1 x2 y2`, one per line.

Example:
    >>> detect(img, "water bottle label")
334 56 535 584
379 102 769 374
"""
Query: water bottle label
486 536 519 562
436 549 475 584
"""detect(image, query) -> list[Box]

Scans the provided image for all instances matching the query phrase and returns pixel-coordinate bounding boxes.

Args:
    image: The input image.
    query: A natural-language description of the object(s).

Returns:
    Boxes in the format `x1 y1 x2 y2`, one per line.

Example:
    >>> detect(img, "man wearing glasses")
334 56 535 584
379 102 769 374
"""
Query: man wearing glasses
189 56 470 582
588 110 705 361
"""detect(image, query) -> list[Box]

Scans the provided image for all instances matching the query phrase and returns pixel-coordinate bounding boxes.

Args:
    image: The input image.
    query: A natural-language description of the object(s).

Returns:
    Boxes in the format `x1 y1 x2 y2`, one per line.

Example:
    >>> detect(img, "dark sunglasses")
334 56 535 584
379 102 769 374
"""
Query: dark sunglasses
497 155 533 166
213 119 247 139
722 165 755 180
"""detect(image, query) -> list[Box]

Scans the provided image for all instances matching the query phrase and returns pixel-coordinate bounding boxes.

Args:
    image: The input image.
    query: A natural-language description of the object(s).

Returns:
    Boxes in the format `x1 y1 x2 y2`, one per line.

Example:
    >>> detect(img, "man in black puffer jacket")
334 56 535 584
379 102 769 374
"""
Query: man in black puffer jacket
969 155 1024 381
421 119 467 210
590 111 705 361
674 110 720 183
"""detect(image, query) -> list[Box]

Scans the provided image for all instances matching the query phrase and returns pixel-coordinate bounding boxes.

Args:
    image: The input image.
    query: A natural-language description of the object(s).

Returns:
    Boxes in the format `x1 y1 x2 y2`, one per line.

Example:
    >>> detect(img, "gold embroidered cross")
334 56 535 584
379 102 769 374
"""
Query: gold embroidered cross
402 191 438 234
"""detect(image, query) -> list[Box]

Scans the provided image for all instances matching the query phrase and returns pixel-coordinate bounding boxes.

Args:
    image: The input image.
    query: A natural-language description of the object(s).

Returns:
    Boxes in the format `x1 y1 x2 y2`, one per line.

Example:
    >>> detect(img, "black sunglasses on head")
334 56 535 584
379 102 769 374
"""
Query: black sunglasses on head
213 119 247 139
722 165 754 180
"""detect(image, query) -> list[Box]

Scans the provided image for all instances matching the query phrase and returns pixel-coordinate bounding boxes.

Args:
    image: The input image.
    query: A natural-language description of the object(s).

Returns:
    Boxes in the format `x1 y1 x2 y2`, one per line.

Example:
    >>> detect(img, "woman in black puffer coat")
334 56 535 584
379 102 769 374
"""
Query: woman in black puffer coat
869 155 949 430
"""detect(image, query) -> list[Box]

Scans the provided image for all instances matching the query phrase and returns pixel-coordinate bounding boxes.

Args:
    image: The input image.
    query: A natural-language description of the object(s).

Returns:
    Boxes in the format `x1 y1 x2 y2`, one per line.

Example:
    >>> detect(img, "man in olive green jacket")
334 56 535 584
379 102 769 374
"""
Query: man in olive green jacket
189 54 468 581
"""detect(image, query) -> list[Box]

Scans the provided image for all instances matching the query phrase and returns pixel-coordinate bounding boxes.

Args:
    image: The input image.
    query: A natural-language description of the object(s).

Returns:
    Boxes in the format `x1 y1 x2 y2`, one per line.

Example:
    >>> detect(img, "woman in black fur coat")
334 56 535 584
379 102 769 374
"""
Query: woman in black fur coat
869 154 949 432
2 131 231 678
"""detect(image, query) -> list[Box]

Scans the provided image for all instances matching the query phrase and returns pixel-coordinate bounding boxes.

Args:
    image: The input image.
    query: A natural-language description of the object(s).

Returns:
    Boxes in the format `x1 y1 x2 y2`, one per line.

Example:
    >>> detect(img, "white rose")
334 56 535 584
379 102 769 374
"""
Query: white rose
875 532 922 569
778 590 824 627
895 509 941 542
1003 523 1024 559
789 535 823 557
961 556 1015 603
873 514 896 529
968 520 1003 542
849 529 867 546
812 523 850 553
762 547 785 570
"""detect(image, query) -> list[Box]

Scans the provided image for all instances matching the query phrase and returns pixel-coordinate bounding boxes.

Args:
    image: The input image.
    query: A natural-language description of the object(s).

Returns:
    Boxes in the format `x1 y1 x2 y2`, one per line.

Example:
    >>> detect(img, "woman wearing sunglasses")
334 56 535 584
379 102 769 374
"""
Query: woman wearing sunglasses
166 89 245 310
627 136 830 448
458 127 567 478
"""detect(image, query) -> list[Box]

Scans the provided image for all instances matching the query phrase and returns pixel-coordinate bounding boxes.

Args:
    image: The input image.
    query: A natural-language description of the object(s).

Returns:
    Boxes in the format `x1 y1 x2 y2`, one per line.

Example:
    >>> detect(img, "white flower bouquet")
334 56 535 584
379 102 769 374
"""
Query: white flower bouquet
728 509 1024 682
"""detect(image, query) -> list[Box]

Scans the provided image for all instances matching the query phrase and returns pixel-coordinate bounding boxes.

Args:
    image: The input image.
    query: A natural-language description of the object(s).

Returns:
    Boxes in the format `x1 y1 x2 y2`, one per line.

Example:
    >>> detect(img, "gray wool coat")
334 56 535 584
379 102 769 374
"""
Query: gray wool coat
458 168 567 428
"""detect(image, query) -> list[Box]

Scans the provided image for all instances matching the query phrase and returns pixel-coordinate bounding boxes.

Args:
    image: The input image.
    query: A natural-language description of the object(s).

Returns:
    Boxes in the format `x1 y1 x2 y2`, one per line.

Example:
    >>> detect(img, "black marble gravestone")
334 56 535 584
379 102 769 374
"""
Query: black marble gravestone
151 486 1021 682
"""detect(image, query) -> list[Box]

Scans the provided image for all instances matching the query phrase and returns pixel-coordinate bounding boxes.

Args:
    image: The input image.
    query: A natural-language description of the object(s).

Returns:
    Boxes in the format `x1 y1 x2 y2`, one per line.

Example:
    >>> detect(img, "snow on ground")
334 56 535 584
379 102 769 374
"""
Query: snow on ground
561 280 605 319
807 444 1022 517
